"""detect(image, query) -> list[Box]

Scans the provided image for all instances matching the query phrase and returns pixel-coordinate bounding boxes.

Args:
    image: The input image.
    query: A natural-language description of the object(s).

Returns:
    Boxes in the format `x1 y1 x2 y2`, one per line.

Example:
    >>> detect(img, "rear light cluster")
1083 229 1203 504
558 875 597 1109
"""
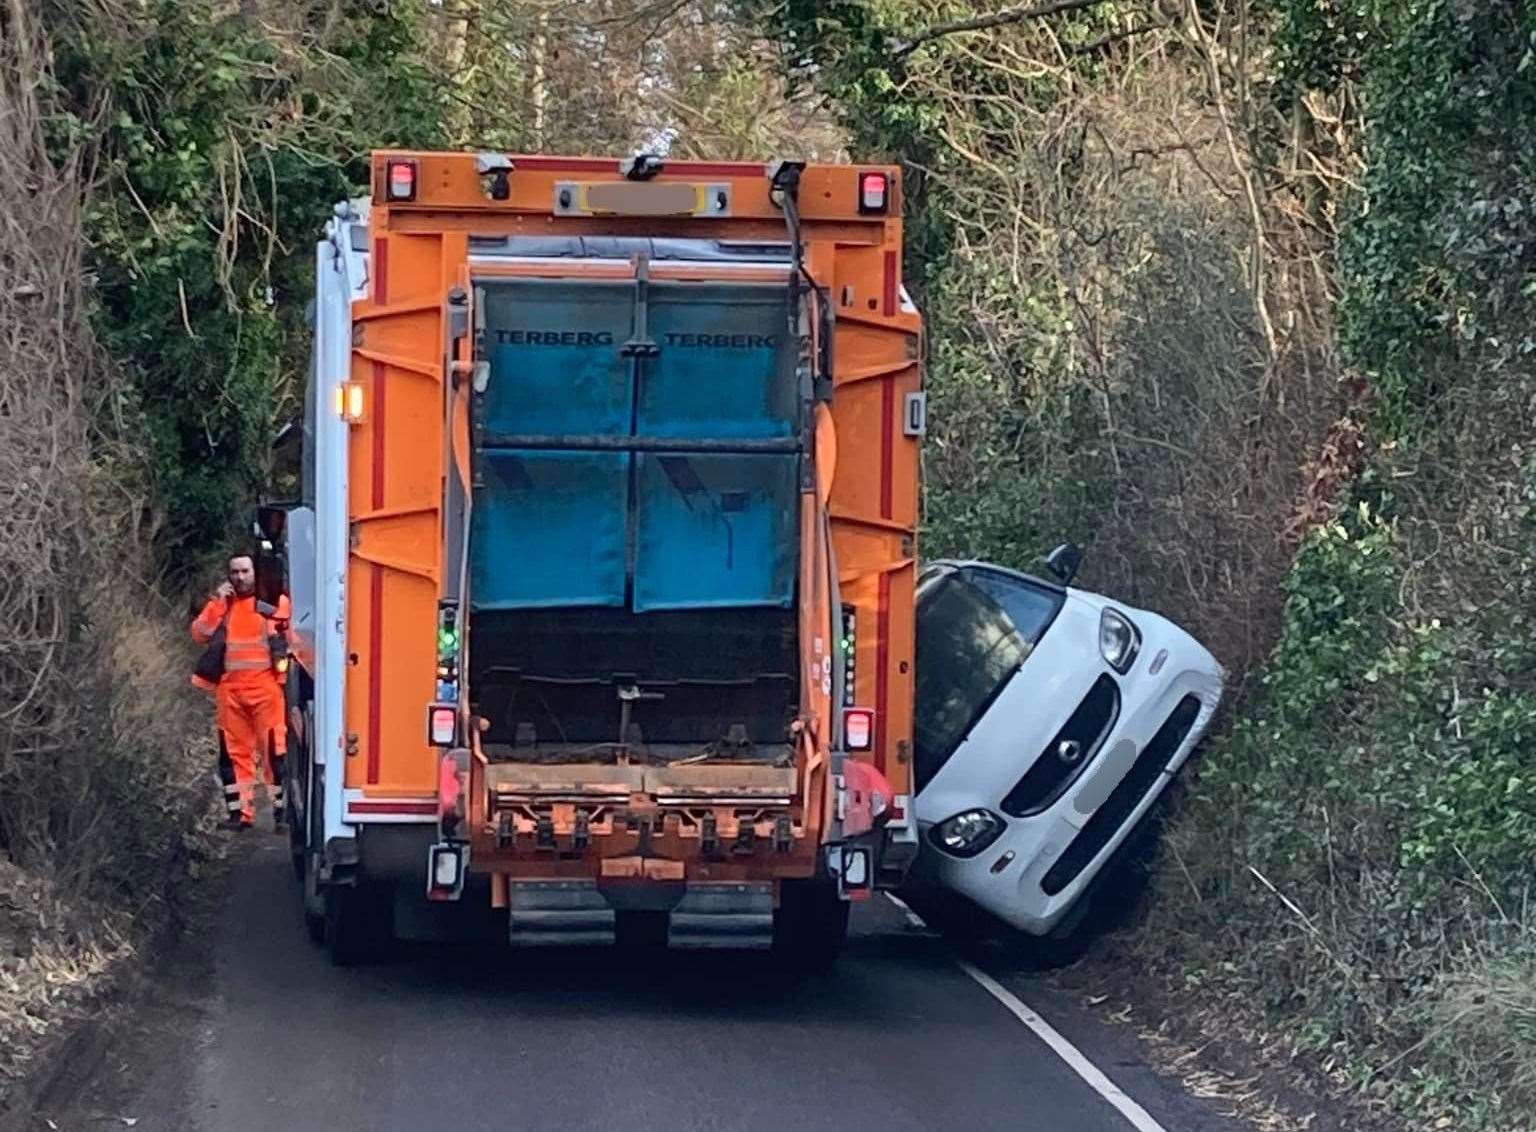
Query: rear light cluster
858 171 890 214
428 706 456 746
437 747 469 832
840 607 857 706
435 602 461 701
385 159 417 202
429 604 462 748
843 706 875 751
839 758 899 832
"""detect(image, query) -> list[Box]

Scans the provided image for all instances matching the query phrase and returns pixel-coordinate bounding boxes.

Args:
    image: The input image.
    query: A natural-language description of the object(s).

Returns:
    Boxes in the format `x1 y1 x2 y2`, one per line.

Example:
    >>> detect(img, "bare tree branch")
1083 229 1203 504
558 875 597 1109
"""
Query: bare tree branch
1068 21 1166 55
894 0 1114 57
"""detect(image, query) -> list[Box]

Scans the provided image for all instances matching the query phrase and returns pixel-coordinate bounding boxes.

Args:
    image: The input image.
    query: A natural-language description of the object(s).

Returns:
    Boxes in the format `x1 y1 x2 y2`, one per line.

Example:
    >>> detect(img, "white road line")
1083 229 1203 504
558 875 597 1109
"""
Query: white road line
885 895 1169 1132
884 891 929 931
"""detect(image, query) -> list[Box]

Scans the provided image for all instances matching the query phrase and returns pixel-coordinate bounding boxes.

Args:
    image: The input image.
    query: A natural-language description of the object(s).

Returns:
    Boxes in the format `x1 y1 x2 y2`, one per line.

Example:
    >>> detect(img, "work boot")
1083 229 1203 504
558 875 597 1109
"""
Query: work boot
272 808 285 832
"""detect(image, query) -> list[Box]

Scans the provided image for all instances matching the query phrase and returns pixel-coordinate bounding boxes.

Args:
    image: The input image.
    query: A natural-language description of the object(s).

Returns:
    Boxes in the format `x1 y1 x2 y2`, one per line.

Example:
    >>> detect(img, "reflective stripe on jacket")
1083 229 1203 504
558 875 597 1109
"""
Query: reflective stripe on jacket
191 594 292 685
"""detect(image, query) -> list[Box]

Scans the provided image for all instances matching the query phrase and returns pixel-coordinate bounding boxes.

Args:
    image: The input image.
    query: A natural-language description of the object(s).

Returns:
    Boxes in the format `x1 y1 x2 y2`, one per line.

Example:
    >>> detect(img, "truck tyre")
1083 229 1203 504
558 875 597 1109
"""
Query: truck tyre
299 757 325 944
303 868 326 945
325 882 390 967
285 738 307 882
773 879 849 973
284 683 311 882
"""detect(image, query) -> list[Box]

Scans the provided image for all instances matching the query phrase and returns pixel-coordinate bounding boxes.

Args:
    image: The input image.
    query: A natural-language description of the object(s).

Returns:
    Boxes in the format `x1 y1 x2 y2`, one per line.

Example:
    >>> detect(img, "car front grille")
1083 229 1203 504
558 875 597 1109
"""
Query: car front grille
1040 694 1202 896
1000 674 1120 817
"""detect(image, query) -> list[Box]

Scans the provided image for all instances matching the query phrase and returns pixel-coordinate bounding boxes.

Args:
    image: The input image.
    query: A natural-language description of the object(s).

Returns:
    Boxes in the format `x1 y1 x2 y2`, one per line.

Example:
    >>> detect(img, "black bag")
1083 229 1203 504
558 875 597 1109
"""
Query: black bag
193 604 232 686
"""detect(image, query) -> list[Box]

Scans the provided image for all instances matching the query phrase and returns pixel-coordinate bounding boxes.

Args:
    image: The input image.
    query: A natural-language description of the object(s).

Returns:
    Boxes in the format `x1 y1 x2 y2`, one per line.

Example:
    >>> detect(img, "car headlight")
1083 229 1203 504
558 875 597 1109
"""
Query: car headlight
1099 608 1141 673
930 809 1006 858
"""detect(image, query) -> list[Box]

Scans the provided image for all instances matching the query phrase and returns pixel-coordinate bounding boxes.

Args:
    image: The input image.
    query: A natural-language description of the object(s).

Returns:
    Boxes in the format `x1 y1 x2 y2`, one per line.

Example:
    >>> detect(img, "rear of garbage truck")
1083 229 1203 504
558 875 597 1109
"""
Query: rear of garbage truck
281 152 923 965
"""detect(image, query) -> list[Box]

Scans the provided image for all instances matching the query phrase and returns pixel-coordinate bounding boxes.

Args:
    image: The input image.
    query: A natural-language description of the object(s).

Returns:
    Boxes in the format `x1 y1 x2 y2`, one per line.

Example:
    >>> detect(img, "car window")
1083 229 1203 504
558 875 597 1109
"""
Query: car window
961 567 1063 643
913 569 1065 791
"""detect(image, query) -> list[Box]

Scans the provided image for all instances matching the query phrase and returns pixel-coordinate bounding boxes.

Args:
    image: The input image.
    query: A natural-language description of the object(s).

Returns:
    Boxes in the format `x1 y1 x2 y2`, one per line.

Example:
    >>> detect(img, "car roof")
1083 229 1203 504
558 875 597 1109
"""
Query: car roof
920 558 1068 597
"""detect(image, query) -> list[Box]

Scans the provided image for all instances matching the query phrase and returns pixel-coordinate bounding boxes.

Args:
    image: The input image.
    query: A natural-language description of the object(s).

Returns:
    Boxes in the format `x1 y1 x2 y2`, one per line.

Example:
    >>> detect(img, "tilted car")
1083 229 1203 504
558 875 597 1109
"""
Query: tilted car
910 554 1224 937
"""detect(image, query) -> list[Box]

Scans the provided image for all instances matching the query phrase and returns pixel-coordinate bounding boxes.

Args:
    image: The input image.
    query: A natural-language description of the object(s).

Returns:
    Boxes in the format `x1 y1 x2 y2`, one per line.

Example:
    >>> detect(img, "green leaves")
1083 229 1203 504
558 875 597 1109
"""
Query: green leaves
49 0 447 577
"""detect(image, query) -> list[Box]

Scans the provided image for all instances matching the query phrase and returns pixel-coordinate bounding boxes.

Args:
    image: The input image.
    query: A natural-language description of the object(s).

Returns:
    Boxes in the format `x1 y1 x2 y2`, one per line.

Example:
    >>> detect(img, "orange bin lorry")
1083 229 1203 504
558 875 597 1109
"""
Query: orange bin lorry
274 151 924 965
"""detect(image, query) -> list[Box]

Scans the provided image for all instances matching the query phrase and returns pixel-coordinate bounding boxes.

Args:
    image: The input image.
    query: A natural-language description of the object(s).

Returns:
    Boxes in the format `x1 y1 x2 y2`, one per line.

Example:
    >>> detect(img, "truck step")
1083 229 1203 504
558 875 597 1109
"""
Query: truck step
505 880 776 949
668 883 774 950
507 881 615 947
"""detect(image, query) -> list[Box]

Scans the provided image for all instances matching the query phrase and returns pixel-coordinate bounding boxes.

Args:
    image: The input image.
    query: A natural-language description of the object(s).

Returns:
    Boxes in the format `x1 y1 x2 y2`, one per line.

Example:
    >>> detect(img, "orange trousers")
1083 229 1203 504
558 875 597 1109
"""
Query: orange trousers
216 678 287 823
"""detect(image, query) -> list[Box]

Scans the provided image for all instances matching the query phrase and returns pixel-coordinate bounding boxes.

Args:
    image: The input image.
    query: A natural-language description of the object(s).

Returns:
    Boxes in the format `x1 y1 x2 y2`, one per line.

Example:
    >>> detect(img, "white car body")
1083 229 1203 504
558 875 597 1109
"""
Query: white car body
911 560 1224 936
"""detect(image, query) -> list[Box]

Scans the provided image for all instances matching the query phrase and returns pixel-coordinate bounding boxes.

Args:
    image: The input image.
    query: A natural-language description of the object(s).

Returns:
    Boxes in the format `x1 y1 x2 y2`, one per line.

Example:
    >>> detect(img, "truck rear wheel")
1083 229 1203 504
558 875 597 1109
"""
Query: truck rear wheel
284 684 313 883
303 865 326 944
325 882 391 967
285 742 307 882
299 759 325 944
773 879 849 973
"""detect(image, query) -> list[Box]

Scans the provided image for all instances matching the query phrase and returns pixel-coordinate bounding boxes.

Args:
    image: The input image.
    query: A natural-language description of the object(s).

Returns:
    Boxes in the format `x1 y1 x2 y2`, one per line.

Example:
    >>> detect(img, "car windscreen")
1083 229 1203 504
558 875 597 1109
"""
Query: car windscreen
913 568 1066 792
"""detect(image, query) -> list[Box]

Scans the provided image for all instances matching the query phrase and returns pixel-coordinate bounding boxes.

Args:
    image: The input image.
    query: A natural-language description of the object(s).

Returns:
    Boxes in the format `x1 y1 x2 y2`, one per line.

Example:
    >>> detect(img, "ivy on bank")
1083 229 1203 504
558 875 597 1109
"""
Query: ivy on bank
43 0 447 577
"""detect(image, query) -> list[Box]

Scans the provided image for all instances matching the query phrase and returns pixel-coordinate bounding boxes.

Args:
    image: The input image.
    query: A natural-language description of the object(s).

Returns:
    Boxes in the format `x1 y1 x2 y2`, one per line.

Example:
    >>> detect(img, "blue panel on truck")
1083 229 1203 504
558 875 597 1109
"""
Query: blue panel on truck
471 276 800 612
633 453 798 611
471 450 628 609
478 281 634 441
640 283 795 440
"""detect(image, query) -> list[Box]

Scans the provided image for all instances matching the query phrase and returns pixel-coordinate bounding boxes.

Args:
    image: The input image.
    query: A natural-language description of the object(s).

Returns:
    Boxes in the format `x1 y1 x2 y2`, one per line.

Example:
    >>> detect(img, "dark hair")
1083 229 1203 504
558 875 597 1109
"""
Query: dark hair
227 552 254 568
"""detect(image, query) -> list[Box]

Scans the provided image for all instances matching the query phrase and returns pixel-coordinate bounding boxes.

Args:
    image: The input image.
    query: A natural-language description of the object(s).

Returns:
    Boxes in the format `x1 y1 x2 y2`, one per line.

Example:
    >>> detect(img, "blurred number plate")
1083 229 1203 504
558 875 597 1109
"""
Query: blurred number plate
555 181 730 217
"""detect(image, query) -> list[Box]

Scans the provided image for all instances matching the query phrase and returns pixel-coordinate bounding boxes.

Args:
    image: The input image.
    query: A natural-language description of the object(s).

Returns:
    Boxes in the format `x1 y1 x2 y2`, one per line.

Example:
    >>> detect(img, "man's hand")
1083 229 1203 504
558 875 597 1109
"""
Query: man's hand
214 581 235 602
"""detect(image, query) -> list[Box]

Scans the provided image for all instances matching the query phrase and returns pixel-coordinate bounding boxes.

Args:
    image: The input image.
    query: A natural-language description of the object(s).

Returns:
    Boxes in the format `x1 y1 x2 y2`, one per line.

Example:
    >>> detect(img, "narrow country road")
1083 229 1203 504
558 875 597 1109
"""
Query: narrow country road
35 837 1245 1132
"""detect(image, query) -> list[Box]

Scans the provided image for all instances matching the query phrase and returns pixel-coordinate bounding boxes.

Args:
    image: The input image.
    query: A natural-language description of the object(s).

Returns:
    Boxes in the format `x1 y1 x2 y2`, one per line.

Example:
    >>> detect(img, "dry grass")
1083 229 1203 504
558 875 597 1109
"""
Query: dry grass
0 861 132 1094
0 0 211 1100
1427 945 1536 1118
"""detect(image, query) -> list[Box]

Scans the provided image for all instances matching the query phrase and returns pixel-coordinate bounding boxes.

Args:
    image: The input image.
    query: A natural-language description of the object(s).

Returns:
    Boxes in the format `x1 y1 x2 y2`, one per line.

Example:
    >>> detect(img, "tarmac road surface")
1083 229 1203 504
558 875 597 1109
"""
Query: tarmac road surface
31 836 1246 1132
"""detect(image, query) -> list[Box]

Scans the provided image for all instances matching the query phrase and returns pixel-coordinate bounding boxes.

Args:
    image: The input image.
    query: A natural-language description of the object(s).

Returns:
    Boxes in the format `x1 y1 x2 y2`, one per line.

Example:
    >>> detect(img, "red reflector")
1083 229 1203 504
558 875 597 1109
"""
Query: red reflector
859 171 888 214
438 755 462 812
844 707 875 751
386 160 417 202
429 706 456 746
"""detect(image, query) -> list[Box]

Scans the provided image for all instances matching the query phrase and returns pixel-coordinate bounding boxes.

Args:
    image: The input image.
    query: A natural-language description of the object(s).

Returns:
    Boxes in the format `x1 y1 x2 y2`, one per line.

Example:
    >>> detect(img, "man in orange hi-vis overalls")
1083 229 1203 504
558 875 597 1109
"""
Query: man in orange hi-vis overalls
191 553 291 831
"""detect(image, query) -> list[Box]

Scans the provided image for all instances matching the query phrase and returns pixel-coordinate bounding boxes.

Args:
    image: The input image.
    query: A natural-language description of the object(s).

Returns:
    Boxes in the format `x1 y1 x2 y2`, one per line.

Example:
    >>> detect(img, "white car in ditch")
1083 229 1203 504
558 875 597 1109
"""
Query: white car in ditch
911 550 1224 937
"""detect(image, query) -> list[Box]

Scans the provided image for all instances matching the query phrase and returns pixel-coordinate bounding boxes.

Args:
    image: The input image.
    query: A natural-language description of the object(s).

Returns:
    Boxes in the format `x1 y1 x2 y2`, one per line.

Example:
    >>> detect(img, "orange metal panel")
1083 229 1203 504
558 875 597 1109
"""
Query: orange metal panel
370 151 903 226
345 230 454 796
819 229 922 794
352 151 923 863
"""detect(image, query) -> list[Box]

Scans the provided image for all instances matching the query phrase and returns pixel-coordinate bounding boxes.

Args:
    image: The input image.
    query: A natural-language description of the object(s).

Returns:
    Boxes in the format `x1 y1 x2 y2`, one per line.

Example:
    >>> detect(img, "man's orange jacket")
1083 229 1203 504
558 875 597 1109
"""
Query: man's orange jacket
191 593 292 691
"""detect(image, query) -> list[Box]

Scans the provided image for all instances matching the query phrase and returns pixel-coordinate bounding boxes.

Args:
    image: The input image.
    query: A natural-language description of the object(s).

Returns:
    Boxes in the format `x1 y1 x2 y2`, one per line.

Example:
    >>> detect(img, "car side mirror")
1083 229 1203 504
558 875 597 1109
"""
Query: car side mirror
1044 542 1083 586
